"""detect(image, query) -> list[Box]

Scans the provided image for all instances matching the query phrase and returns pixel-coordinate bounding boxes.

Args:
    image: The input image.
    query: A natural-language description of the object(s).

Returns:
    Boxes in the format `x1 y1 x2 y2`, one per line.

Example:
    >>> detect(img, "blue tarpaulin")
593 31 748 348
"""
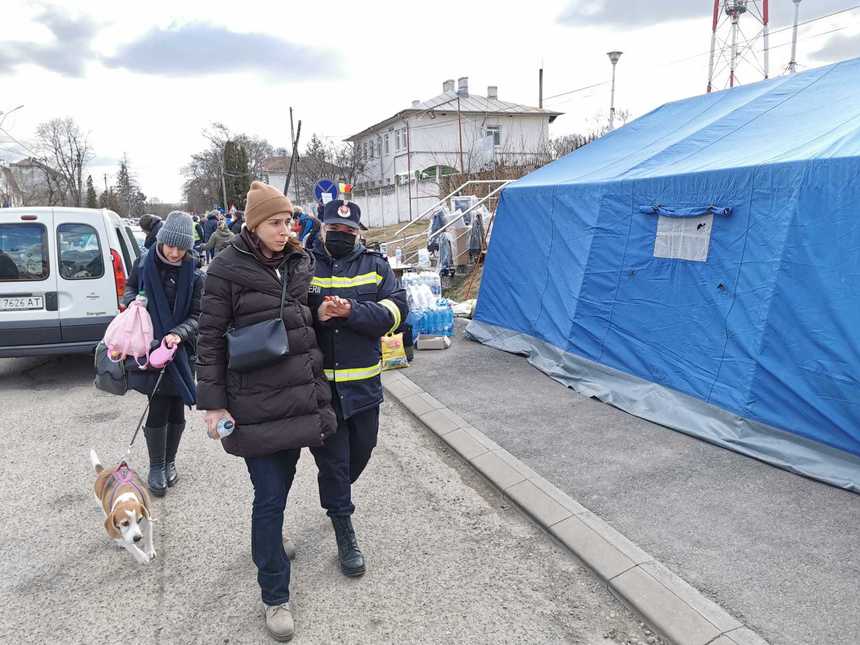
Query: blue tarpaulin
469 58 860 491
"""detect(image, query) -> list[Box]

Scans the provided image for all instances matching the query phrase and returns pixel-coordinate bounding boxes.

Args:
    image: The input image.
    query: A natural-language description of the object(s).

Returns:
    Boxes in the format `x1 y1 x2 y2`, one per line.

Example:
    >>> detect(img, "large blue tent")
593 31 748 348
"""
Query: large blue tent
468 58 860 491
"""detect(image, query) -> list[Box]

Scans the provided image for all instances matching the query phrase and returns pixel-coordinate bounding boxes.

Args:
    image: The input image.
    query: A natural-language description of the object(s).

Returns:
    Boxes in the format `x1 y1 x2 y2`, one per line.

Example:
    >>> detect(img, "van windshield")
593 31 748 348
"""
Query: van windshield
0 223 49 282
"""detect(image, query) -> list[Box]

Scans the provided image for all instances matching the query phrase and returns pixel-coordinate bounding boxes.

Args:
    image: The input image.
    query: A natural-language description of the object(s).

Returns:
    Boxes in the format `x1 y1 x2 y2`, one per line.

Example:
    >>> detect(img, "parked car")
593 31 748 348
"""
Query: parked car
129 225 146 250
0 207 140 358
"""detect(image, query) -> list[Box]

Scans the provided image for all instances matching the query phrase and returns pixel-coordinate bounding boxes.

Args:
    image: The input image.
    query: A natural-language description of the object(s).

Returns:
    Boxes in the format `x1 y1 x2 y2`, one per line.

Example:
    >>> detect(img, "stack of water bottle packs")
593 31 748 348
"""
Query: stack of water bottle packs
403 272 455 338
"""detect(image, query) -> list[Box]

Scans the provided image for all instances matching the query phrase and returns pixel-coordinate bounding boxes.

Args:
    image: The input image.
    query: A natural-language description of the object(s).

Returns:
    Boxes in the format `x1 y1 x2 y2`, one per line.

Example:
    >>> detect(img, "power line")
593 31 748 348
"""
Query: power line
0 127 42 159
542 5 860 105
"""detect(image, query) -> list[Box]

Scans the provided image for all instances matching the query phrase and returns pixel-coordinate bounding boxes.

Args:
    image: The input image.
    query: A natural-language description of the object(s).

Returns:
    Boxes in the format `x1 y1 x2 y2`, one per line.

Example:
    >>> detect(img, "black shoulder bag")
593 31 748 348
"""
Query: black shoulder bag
225 270 290 373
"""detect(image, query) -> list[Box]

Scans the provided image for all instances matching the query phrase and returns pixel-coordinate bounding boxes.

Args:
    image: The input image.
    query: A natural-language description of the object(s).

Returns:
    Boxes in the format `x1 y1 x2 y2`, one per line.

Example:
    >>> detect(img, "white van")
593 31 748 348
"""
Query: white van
0 207 140 358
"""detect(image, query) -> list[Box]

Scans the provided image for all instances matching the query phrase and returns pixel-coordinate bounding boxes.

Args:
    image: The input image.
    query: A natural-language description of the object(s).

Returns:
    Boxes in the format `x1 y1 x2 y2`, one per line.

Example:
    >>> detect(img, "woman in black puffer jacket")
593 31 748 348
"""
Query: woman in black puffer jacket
196 181 336 642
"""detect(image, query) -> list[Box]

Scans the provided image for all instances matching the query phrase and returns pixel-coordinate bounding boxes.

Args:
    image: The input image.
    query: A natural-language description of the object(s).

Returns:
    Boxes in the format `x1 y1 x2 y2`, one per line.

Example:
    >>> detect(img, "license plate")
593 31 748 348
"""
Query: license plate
0 296 44 311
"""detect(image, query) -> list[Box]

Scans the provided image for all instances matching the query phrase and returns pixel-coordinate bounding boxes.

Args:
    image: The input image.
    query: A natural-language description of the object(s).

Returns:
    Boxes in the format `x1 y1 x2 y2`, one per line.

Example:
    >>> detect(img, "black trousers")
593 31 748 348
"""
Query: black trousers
145 394 185 428
310 405 379 517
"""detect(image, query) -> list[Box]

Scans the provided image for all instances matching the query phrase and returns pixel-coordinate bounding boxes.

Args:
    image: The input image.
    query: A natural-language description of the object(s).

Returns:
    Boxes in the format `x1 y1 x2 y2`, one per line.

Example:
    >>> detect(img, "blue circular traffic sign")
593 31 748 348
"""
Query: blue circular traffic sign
314 179 338 202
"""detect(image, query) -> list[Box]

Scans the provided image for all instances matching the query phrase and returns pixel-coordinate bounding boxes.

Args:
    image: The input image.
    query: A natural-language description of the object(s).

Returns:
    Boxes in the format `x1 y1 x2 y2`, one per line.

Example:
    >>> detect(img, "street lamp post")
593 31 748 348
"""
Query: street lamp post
607 51 623 131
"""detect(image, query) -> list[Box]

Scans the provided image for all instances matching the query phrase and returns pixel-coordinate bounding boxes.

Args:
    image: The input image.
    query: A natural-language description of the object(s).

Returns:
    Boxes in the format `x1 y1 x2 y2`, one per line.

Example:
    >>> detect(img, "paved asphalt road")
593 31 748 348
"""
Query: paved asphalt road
0 354 664 645
401 320 860 645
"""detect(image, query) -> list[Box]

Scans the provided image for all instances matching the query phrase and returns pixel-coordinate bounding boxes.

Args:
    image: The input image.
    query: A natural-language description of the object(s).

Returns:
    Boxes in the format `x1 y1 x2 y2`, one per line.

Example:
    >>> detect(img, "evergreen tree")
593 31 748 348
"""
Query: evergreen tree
223 140 251 209
115 156 134 217
114 154 147 217
85 175 98 208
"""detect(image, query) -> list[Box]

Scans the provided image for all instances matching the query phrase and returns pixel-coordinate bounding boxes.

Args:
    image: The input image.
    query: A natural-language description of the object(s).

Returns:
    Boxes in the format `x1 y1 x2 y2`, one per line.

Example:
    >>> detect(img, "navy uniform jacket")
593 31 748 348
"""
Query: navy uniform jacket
309 240 409 420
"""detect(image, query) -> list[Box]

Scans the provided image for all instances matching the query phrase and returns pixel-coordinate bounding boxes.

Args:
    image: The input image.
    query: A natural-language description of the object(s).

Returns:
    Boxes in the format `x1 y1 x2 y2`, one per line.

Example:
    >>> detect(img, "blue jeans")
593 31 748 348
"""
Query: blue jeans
310 406 379 517
244 449 301 606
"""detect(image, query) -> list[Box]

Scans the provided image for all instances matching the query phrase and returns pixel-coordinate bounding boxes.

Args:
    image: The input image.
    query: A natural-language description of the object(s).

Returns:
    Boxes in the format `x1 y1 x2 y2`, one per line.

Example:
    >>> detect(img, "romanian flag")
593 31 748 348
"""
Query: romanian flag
338 182 353 195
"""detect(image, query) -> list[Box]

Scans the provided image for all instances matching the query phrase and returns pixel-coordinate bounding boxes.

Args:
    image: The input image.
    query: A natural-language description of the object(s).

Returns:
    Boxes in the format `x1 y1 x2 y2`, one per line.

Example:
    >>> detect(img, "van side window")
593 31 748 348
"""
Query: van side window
115 227 133 274
58 223 104 280
0 223 49 282
124 227 141 258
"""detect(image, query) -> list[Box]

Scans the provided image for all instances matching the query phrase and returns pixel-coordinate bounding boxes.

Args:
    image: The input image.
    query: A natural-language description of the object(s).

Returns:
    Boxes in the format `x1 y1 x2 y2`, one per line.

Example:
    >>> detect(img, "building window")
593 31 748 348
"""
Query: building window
401 128 408 150
395 130 401 151
486 126 501 146
363 141 368 160
369 140 375 159
384 134 390 154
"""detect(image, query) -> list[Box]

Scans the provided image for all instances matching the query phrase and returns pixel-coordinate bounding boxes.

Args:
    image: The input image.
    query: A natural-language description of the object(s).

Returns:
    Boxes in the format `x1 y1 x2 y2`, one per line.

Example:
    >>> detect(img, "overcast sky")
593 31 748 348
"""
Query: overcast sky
2 0 858 202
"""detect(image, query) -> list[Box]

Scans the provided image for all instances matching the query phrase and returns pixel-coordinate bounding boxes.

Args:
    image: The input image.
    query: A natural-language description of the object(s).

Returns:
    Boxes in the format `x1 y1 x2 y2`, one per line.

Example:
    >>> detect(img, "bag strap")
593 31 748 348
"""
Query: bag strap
278 260 289 320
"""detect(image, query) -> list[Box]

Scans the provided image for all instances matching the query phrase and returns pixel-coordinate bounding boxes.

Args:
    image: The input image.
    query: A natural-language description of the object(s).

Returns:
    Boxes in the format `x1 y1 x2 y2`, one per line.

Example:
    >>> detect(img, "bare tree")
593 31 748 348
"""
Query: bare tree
35 117 93 207
182 122 274 213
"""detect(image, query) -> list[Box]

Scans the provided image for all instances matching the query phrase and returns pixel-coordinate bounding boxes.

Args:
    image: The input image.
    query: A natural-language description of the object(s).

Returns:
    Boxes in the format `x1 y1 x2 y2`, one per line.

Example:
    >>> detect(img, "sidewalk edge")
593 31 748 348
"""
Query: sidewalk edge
383 370 769 645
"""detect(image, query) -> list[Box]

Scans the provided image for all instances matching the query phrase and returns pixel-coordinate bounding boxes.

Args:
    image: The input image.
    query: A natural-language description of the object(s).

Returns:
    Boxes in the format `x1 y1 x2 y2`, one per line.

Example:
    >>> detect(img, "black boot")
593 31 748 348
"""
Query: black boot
331 515 366 577
165 422 185 487
143 425 168 496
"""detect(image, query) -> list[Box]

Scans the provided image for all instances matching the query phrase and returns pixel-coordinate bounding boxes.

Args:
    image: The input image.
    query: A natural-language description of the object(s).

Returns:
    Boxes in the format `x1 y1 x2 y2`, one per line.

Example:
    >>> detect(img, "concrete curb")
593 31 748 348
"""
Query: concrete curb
382 370 770 645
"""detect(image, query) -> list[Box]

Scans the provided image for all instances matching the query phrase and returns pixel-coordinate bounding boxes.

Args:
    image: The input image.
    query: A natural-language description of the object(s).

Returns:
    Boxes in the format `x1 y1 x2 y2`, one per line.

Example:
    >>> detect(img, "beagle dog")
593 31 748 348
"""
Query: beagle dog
90 450 156 564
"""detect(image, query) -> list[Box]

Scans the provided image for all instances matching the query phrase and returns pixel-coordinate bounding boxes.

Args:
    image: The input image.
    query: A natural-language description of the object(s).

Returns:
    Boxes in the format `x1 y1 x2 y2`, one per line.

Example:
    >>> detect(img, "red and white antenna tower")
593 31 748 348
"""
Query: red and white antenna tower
707 0 770 93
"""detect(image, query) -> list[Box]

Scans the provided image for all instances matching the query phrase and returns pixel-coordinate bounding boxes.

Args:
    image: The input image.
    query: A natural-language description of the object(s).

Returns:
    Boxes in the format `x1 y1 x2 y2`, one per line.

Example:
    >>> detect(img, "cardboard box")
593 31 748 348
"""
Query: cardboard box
416 335 451 351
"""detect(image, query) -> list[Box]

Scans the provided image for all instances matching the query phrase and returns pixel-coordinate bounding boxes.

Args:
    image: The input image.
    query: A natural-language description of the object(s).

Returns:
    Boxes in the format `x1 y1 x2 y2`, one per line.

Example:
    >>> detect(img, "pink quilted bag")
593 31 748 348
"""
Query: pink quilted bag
102 298 154 369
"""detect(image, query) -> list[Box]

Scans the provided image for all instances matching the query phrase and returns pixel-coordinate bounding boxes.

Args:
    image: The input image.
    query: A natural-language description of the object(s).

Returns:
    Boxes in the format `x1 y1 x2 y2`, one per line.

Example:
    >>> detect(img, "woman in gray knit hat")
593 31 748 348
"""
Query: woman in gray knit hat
122 211 205 496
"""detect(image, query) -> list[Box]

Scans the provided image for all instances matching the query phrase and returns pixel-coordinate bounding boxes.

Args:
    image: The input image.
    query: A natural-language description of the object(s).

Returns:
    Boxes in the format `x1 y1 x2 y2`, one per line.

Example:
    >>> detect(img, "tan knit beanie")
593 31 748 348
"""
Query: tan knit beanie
245 181 293 230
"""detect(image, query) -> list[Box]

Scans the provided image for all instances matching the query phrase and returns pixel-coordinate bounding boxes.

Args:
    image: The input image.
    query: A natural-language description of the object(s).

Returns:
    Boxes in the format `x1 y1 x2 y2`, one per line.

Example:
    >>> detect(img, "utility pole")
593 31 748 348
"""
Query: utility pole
221 165 228 212
456 95 464 174
405 120 413 221
788 0 802 74
538 67 544 109
284 120 302 198
289 107 301 203
607 51 623 131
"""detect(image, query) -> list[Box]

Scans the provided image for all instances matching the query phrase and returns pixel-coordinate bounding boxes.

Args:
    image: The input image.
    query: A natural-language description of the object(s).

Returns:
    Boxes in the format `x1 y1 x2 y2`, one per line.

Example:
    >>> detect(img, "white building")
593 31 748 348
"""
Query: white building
346 77 562 228
0 158 67 208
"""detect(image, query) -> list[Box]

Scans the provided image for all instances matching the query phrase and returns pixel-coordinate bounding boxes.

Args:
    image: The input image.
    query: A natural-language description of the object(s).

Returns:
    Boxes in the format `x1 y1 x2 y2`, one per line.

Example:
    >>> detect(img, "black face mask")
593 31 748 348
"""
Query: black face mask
325 231 357 258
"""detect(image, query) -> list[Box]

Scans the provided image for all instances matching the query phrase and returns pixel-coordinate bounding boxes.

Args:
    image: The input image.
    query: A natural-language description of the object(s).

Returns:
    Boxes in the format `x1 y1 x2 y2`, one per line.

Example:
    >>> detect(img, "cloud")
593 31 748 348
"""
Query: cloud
0 4 98 77
106 23 340 79
557 0 852 29
557 0 705 27
809 32 860 63
0 9 338 81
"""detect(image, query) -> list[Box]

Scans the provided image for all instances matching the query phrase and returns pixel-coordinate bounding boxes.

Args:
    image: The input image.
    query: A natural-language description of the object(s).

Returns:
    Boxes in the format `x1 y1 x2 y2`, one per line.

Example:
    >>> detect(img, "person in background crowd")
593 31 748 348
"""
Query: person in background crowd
202 210 220 262
139 214 163 250
204 217 235 256
308 199 409 578
230 210 245 234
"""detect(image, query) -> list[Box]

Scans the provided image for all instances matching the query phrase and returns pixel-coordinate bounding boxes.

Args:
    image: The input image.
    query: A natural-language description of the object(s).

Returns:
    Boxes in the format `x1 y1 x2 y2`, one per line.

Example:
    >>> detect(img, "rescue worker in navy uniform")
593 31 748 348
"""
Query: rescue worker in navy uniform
308 199 408 577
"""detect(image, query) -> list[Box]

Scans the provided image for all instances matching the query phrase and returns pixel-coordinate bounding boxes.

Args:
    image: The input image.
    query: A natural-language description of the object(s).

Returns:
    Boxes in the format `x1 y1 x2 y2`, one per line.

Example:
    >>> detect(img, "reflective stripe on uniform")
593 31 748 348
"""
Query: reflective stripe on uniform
311 272 383 290
379 298 401 334
324 361 383 382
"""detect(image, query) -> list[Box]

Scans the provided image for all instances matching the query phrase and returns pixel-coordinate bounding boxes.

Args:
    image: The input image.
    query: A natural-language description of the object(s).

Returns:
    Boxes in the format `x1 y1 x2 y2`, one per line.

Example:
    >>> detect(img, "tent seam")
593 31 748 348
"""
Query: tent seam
597 182 636 364
705 170 758 404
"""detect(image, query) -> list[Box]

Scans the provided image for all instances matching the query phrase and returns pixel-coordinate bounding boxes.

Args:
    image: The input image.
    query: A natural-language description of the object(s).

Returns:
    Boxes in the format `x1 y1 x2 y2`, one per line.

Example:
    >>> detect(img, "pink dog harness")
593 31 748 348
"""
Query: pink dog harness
108 461 146 510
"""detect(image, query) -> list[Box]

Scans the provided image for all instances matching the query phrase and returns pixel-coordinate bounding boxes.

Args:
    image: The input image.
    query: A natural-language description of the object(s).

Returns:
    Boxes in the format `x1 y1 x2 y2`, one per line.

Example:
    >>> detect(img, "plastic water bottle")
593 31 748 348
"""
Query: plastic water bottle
216 418 235 438
395 247 402 266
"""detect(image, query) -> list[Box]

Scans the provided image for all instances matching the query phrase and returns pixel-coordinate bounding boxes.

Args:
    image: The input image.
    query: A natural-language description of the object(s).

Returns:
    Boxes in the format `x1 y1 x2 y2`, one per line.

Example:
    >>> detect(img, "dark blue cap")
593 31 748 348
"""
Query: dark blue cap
322 199 361 230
